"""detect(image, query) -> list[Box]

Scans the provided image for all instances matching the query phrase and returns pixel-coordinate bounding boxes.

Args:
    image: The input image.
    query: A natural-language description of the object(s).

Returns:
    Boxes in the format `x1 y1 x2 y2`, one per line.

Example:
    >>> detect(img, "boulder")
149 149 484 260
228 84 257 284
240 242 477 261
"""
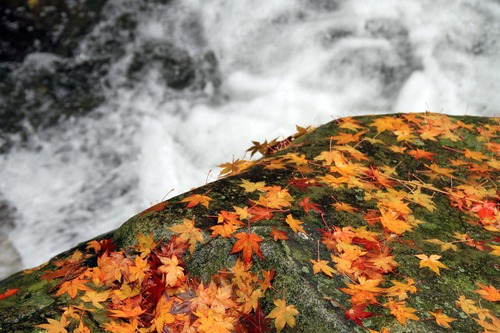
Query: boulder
0 112 498 333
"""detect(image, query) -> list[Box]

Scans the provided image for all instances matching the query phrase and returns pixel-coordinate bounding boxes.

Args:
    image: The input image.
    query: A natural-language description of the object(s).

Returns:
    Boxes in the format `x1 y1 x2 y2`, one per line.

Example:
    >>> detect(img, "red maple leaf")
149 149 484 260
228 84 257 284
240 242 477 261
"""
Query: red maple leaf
344 304 377 326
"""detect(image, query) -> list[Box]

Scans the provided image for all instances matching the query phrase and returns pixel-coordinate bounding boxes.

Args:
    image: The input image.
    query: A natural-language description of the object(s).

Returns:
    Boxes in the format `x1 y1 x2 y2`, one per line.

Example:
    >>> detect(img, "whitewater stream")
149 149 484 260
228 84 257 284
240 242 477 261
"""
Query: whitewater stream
0 0 499 279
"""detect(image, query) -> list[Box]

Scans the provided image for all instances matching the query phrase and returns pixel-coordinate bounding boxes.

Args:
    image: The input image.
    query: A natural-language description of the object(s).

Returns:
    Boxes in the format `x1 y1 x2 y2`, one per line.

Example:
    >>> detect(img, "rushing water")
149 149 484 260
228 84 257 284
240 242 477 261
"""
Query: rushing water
0 0 499 279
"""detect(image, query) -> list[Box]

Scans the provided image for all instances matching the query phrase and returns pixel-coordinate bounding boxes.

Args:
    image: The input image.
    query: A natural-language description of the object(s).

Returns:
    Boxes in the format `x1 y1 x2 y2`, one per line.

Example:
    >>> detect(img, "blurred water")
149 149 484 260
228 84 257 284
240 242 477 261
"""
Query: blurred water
0 0 499 279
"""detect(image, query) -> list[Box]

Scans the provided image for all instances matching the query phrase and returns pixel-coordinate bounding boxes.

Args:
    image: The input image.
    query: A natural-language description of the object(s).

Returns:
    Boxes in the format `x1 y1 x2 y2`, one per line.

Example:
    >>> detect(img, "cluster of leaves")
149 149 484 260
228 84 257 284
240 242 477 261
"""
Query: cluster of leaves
212 113 498 332
26 113 499 332
35 230 292 333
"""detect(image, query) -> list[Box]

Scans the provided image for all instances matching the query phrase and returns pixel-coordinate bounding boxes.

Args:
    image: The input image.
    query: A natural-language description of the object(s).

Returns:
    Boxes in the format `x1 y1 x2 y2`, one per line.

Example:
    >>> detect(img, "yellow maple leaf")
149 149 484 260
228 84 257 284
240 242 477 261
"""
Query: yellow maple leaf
415 253 448 276
194 308 236 333
158 255 185 287
309 259 336 277
266 299 299 333
455 295 479 315
385 278 417 301
285 214 307 234
133 232 156 258
464 148 489 161
490 244 500 256
313 150 345 166
332 201 357 213
80 290 111 309
425 239 458 252
407 188 436 212
168 218 205 253
36 315 70 333
74 320 91 333
239 179 266 192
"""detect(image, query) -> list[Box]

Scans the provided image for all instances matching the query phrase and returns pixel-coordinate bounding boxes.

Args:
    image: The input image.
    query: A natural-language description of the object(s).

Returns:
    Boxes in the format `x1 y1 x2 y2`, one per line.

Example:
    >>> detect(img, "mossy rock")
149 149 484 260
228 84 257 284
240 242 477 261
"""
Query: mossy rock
0 112 498 333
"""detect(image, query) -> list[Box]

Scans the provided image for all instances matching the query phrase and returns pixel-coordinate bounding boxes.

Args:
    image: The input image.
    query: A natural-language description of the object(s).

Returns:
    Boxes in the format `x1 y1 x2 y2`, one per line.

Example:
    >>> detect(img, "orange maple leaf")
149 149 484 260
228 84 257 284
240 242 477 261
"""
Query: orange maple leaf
181 193 212 208
260 269 275 292
266 299 299 333
379 208 412 235
340 277 384 306
55 276 91 299
108 304 146 318
383 299 419 326
415 253 448 276
230 232 264 263
331 131 366 144
210 221 243 238
256 186 294 209
474 283 500 302
428 309 456 328
407 148 434 161
332 201 357 213
151 297 176 332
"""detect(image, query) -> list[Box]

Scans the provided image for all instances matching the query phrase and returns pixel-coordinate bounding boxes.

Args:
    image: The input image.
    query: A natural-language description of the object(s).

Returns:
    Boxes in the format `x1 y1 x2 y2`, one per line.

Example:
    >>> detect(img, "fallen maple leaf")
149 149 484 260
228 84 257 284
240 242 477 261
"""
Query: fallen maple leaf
36 315 70 333
285 214 307 234
415 253 448 276
455 295 479 315
55 276 91 299
428 309 456 328
157 255 185 287
80 290 111 309
345 304 377 326
240 302 272 333
383 299 419 326
464 148 489 161
181 193 212 208
0 288 19 301
425 239 458 252
474 283 500 302
230 232 264 263
269 227 288 241
408 148 435 161
266 299 299 333
309 259 336 277
239 179 267 193
168 218 205 254
108 304 146 318
298 197 324 214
